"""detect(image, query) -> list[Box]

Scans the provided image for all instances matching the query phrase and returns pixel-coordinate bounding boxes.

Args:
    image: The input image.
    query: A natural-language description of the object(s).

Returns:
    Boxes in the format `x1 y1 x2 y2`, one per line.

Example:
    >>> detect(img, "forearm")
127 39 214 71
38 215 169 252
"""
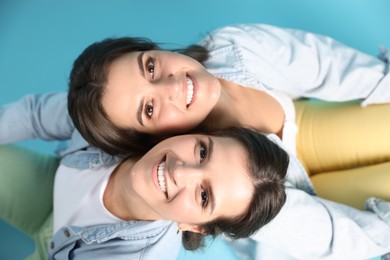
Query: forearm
250 189 390 259
204 24 390 104
0 92 74 144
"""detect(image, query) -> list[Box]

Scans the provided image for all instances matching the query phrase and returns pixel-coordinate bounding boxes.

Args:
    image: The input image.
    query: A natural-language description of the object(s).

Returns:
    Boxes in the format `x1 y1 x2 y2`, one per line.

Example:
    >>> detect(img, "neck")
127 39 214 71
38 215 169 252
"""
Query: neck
202 78 285 137
103 159 141 221
201 79 240 129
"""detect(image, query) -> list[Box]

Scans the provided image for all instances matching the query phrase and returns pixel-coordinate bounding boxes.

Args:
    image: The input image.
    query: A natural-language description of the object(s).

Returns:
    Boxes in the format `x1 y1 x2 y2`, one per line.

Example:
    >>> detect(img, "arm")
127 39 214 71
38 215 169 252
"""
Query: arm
251 153 390 258
243 135 390 258
0 92 74 144
0 92 120 168
249 189 390 259
203 24 390 105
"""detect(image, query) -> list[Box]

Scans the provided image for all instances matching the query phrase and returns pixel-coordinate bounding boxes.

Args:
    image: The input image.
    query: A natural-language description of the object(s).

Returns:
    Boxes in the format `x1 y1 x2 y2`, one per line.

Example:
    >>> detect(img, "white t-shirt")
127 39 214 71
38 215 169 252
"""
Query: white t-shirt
53 163 122 234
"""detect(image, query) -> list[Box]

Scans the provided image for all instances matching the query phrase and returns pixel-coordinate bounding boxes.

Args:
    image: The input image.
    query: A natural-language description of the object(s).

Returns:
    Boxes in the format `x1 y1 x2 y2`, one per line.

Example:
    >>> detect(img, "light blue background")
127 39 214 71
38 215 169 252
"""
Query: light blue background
1 0 389 259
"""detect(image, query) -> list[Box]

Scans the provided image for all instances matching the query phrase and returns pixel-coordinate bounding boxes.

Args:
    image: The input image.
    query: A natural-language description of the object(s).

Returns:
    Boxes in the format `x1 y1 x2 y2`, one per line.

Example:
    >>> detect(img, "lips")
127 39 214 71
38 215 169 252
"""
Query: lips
186 76 194 106
157 161 166 193
185 75 197 108
156 157 168 198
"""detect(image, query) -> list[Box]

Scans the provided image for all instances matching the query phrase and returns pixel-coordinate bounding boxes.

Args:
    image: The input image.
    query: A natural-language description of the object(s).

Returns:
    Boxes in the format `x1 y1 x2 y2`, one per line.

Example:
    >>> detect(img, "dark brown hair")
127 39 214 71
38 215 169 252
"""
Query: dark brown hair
68 37 209 156
181 127 289 250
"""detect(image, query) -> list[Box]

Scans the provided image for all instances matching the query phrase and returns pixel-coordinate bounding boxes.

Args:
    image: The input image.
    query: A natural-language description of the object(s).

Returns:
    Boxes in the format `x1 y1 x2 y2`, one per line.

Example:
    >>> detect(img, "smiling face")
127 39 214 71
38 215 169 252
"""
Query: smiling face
118 134 253 227
102 50 221 134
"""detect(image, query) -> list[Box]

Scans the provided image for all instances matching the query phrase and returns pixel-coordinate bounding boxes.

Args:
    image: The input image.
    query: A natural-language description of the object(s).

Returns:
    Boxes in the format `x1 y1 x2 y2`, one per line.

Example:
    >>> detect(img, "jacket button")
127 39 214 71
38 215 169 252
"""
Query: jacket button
50 242 54 249
64 229 70 237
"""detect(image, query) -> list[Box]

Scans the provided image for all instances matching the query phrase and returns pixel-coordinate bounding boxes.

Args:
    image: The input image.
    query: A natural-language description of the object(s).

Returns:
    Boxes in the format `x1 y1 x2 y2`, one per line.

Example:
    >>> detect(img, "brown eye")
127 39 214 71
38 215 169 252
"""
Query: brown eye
201 187 208 208
145 57 155 79
199 141 207 163
144 102 153 118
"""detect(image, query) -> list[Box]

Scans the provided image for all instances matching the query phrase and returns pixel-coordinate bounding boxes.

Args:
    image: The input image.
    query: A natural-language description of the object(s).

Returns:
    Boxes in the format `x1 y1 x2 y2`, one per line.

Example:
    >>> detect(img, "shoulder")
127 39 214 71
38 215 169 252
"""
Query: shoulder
50 221 181 259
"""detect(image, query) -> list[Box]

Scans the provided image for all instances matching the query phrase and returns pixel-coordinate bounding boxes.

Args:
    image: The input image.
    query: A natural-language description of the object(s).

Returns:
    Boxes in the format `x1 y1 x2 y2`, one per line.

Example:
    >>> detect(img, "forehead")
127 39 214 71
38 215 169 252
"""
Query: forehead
108 52 139 72
210 136 253 218
102 51 142 129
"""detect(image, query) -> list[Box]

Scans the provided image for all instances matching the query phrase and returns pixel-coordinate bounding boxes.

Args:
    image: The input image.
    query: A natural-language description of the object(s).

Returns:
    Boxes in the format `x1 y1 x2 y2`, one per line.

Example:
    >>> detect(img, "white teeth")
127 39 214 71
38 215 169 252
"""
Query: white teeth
186 77 194 106
157 161 166 193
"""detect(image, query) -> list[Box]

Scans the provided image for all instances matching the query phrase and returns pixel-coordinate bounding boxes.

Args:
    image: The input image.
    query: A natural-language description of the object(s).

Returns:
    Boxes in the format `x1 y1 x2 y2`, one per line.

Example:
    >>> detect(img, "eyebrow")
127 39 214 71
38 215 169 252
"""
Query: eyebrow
207 137 215 215
137 100 144 126
208 183 215 216
136 52 145 127
137 51 145 76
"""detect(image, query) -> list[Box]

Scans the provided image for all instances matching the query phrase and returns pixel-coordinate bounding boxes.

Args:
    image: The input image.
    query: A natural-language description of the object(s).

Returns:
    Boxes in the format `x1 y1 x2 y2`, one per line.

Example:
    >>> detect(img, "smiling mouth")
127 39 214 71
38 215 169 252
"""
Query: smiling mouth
186 76 194 107
157 159 168 197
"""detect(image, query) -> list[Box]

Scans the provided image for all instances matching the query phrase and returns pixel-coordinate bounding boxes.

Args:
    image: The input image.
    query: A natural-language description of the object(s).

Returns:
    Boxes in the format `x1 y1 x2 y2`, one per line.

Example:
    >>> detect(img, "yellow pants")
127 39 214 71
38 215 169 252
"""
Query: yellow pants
295 100 390 209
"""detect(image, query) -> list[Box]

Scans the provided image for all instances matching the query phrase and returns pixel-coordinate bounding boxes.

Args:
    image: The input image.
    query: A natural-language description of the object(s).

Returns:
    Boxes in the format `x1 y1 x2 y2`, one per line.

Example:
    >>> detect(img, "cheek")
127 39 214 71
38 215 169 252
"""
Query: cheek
165 193 198 221
158 110 200 132
129 168 146 194
129 161 153 194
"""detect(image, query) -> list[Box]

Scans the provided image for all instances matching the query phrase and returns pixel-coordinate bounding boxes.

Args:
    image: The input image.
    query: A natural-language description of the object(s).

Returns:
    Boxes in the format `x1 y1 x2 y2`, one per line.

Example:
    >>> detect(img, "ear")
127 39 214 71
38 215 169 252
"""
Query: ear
178 223 208 235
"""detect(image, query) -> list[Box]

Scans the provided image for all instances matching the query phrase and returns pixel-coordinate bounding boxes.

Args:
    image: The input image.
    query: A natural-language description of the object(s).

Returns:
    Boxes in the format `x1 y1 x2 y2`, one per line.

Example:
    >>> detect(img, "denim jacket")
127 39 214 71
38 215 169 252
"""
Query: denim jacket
48 220 181 260
201 23 390 155
1 24 390 259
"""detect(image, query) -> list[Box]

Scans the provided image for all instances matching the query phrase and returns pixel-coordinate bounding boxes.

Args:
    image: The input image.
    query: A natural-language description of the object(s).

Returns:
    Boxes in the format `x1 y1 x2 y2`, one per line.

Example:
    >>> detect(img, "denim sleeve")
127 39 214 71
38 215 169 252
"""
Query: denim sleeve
0 92 74 144
249 189 390 259
204 24 390 105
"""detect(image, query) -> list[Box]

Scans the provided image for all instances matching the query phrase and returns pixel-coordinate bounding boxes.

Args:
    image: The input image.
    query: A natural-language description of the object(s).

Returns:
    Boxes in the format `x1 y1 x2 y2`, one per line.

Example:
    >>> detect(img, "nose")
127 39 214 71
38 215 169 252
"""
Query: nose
158 74 181 102
168 75 181 101
171 161 203 187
